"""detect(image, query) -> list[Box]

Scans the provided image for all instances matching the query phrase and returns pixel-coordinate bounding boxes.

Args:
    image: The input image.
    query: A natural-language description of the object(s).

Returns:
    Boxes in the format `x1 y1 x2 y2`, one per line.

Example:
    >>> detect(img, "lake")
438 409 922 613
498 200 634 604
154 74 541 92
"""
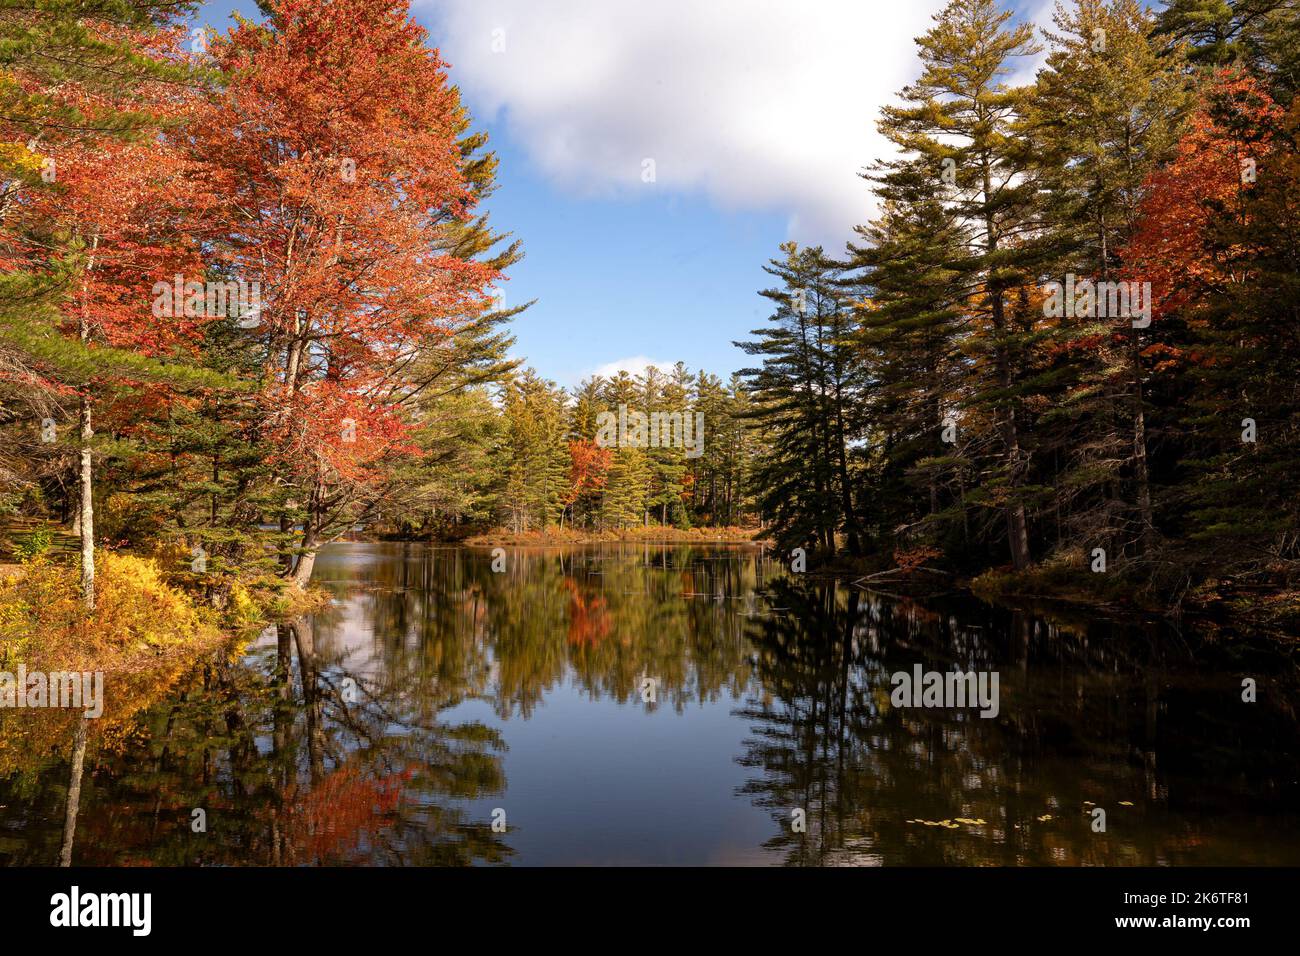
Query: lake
2 542 1297 866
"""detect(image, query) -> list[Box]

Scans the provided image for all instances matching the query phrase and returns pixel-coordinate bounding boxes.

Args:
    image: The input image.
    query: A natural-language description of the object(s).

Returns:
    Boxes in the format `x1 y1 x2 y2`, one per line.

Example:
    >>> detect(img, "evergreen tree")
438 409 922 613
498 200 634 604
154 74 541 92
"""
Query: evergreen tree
499 370 570 532
877 0 1047 569
1027 0 1193 557
596 371 652 529
737 243 862 557
848 157 968 558
642 364 689 527
1156 0 1300 96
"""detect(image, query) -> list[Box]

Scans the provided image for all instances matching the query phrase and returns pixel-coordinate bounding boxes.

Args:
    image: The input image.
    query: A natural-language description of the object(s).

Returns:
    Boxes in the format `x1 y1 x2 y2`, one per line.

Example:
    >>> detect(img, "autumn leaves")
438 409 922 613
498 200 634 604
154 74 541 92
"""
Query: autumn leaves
2 1 505 592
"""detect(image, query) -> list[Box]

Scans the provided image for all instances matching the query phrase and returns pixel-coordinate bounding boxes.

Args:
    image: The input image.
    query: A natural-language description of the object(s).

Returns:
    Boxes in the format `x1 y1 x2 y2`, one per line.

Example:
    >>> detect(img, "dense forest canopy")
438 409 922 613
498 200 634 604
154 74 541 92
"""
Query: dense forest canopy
1 0 1298 613
741 0 1300 607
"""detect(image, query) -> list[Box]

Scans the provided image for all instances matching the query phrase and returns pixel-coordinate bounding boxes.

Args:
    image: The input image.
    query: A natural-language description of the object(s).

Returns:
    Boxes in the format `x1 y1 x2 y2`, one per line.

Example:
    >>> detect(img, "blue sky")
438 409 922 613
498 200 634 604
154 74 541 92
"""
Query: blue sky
195 0 1052 387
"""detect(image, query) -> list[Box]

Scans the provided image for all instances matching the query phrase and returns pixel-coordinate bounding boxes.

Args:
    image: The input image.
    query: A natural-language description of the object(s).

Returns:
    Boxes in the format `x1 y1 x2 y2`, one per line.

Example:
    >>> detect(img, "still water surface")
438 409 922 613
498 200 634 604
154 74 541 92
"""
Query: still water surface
2 542 1297 865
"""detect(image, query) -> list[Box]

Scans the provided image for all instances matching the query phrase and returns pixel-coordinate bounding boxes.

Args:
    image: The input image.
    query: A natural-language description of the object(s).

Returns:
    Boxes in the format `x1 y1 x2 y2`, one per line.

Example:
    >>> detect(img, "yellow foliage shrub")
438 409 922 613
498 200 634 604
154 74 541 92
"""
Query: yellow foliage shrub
0 553 212 666
0 553 228 775
93 552 213 650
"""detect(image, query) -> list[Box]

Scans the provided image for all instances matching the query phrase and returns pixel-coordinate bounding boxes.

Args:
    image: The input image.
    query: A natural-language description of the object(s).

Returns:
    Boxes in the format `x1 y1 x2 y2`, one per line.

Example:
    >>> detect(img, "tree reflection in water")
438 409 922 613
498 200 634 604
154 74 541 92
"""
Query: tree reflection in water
1 543 1296 866
737 577 1300 865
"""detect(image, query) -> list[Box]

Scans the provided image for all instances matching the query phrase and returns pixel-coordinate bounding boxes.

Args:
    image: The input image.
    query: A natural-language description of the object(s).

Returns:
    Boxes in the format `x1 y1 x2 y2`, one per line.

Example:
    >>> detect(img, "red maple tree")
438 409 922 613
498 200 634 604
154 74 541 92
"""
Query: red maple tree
190 0 500 583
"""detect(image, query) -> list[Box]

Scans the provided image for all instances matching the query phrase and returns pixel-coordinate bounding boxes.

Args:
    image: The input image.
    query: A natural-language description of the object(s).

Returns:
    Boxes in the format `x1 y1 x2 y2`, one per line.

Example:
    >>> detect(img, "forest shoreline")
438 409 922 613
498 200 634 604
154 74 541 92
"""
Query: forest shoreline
9 520 1296 644
0 546 330 679
797 553 1300 641
356 532 1300 639
374 525 768 547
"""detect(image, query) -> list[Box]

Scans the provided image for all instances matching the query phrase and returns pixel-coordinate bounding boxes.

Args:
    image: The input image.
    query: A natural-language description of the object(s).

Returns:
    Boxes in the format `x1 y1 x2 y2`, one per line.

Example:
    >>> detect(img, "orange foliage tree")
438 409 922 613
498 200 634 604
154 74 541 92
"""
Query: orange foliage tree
562 439 612 528
10 25 216 609
1123 70 1285 326
190 0 498 584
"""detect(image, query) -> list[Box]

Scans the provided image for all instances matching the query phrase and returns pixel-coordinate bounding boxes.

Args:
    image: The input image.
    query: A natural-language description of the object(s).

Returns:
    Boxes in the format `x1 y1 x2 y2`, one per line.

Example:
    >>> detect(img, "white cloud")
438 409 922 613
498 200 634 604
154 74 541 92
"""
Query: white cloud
587 355 676 381
1013 0 1060 84
418 0 949 249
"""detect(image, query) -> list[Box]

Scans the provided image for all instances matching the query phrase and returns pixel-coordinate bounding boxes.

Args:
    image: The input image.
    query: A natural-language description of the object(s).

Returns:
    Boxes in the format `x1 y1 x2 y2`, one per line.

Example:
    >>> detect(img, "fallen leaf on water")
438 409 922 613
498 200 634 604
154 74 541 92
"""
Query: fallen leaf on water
1037 814 1052 822
1119 801 1134 807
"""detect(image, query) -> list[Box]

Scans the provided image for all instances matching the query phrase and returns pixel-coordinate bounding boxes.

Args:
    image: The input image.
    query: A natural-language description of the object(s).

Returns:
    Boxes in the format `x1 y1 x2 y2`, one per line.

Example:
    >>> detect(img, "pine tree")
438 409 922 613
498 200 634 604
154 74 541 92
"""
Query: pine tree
738 243 862 557
642 364 689 527
877 0 1047 569
691 370 730 526
848 156 967 558
596 371 652 529
499 370 570 532
696 369 759 528
1027 0 1193 557
1155 0 1300 96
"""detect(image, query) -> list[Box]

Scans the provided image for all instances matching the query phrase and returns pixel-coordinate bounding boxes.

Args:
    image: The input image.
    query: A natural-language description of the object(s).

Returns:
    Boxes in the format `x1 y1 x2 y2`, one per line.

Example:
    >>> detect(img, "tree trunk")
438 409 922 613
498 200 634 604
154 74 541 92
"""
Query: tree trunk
77 232 99 610
1131 331 1154 551
78 394 95 610
1006 487 1031 569
833 405 861 555
984 163 1030 571
291 535 318 587
59 718 88 866
291 620 325 786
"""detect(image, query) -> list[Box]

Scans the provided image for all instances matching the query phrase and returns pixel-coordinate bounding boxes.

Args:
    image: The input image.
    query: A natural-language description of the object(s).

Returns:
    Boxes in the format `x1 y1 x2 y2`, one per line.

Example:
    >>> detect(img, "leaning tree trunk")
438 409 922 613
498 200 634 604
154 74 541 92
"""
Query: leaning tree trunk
291 531 319 588
290 504 321 588
287 479 322 587
291 552 318 587
59 718 88 866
